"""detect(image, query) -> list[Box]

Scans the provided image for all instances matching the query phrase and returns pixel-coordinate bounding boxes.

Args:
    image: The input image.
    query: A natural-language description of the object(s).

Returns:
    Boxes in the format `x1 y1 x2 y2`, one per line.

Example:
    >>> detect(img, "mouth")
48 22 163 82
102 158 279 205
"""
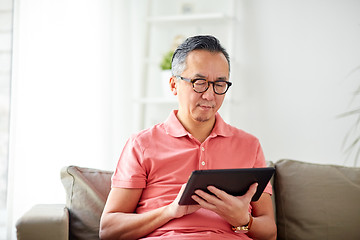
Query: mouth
197 103 215 110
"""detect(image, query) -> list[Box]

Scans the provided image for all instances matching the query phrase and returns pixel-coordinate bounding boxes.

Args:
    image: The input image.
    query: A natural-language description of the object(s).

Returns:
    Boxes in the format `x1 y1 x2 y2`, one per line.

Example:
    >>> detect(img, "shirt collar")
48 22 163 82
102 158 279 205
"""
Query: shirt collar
212 112 233 138
164 110 188 137
164 110 233 138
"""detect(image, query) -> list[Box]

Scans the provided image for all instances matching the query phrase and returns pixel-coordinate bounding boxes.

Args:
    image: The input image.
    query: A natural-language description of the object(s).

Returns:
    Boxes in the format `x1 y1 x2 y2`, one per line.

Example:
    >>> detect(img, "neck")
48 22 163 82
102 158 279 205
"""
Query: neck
176 112 216 143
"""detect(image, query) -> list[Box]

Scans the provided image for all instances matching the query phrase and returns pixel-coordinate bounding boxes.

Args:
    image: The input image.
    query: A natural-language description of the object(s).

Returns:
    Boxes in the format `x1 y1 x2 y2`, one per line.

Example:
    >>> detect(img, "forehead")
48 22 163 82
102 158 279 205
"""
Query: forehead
184 50 229 77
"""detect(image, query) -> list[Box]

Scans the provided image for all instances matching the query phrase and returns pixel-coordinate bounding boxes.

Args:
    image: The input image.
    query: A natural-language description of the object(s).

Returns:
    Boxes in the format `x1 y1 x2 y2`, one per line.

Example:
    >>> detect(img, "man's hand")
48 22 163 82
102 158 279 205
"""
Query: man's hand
166 184 201 219
191 183 258 227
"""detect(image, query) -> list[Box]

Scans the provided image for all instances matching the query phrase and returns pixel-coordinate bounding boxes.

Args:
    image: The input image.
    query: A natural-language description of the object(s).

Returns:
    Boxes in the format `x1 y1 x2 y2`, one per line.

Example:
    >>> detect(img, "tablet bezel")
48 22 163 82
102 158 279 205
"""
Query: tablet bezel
178 167 275 205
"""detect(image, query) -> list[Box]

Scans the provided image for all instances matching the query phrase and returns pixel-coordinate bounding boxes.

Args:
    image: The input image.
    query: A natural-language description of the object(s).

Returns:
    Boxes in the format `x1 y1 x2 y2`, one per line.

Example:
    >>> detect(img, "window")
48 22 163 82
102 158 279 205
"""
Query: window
0 0 13 238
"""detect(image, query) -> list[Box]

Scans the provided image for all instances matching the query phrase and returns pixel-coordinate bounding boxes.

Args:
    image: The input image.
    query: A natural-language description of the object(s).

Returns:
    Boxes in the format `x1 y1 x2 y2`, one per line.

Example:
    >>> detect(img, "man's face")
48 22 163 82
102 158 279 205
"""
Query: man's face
174 49 230 124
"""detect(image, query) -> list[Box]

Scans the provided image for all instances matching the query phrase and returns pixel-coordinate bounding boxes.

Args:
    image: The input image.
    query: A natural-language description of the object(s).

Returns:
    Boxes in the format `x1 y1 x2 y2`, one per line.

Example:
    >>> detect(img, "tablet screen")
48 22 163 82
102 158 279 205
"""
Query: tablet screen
178 167 275 205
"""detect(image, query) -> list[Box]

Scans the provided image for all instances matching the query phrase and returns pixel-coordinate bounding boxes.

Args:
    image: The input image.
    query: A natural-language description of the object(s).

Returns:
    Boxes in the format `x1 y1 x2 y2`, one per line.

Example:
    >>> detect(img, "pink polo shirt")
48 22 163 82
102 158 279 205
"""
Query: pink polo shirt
112 110 272 239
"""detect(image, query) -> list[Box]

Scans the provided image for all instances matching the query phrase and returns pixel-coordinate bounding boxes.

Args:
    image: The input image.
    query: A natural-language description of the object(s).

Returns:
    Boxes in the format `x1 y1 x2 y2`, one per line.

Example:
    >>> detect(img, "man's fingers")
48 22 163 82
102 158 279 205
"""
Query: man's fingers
195 183 258 204
206 183 258 202
192 189 225 211
244 183 258 201
206 186 228 199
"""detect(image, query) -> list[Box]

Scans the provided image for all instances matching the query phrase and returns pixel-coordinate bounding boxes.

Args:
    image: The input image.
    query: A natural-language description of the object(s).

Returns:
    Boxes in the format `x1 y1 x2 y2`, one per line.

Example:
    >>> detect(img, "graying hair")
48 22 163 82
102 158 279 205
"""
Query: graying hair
171 35 230 76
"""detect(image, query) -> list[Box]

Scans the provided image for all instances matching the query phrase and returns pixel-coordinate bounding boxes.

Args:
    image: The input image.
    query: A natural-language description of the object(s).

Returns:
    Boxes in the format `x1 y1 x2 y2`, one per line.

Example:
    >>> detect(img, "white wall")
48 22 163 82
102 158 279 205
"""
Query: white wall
233 0 360 166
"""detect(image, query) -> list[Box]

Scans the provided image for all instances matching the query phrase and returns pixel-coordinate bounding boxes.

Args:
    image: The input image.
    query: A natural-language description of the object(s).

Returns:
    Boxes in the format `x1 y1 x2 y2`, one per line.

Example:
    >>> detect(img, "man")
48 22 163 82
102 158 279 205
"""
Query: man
100 35 277 239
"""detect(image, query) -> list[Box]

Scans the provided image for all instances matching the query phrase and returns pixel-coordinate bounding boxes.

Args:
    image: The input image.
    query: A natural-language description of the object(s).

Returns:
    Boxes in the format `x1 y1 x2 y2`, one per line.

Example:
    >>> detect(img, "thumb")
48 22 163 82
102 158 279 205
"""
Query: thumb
244 183 258 201
174 183 187 202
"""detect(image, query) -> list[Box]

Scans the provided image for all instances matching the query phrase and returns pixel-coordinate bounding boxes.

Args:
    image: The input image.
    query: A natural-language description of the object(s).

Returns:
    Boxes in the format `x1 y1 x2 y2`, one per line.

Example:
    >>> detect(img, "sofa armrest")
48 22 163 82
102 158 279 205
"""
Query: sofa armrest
16 204 69 240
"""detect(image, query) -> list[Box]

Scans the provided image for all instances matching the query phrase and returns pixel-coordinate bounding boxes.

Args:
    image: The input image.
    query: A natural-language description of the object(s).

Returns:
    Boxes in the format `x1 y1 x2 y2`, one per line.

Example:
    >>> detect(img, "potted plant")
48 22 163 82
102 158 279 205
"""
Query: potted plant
340 65 360 166
160 50 173 71
159 35 184 98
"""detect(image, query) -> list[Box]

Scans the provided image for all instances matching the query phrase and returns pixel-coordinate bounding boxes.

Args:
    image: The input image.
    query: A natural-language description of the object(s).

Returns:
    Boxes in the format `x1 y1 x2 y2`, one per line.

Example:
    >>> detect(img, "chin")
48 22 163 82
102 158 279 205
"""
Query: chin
193 113 214 123
195 117 210 122
191 108 216 122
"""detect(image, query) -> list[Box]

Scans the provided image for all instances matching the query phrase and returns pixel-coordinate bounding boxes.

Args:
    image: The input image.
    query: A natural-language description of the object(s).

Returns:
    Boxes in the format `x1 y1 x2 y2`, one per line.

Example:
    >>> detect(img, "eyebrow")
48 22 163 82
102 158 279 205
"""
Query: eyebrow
193 73 207 78
193 73 228 81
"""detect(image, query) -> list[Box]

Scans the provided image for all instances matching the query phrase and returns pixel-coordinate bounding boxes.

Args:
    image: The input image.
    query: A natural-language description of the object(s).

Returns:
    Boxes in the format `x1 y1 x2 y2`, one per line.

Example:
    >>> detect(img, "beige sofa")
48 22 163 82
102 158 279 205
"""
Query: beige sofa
16 159 360 240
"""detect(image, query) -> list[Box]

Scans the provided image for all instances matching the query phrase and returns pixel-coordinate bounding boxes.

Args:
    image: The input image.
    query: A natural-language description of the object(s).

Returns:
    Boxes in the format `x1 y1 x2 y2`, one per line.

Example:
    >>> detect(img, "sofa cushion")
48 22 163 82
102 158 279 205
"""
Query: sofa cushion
274 159 360 240
61 166 113 240
16 204 69 240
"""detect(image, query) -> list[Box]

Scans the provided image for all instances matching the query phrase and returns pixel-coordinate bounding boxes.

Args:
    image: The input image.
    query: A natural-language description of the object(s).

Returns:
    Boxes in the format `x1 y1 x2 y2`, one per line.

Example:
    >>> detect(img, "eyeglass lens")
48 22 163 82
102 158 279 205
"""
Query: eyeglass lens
193 79 229 94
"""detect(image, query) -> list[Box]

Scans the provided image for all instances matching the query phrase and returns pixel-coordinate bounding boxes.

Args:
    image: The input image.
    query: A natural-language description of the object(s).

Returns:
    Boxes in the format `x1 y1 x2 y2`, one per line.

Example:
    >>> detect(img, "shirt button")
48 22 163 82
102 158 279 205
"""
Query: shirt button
201 161 206 166
201 147 205 151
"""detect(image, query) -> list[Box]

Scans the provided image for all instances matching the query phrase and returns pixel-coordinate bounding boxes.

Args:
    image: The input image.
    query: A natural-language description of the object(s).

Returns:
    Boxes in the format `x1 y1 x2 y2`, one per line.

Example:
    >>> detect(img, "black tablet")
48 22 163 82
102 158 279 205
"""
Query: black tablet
178 167 275 205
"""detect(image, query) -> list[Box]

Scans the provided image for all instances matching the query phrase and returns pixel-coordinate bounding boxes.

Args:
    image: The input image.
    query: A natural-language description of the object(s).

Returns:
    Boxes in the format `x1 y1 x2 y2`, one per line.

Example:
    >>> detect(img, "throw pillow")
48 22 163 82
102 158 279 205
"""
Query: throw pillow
61 166 113 240
275 159 360 240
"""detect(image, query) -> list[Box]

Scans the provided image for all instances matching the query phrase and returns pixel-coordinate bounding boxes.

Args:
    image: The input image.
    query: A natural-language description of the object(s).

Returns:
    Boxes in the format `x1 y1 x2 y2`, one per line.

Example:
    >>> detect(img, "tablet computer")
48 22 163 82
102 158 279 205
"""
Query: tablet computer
178 167 275 205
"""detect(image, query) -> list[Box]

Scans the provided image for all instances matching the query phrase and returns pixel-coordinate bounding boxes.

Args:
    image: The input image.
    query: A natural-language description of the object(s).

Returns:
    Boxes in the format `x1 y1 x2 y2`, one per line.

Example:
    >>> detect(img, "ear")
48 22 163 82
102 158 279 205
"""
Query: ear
170 76 178 95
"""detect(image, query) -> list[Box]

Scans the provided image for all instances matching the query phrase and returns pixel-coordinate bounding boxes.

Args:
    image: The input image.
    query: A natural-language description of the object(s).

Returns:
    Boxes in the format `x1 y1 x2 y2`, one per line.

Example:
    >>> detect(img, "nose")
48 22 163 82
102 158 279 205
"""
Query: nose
201 82 215 100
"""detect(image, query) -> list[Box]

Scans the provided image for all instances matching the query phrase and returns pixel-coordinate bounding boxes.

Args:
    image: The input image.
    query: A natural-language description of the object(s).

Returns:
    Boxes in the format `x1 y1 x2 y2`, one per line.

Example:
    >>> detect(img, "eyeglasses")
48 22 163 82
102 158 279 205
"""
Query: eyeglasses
176 76 232 95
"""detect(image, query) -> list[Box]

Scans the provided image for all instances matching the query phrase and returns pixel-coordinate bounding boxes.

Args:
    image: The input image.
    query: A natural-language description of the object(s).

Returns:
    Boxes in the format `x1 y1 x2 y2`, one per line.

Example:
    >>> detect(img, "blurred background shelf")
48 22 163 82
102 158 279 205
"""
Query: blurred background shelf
134 0 239 130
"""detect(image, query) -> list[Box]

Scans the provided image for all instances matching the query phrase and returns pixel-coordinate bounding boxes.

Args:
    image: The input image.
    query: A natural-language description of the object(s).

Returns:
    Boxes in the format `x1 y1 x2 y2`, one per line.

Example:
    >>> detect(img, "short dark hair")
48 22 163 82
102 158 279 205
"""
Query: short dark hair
171 35 230 76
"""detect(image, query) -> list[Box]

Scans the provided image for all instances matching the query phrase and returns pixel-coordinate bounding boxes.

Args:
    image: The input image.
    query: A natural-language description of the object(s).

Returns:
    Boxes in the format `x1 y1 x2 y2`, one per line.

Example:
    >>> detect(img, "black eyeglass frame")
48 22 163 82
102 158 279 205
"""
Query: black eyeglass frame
175 75 232 95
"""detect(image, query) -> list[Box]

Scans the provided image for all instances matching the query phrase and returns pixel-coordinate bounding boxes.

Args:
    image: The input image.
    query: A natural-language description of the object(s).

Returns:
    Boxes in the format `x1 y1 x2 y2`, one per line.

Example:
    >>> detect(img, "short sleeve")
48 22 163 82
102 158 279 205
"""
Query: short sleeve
111 135 147 188
254 142 273 195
